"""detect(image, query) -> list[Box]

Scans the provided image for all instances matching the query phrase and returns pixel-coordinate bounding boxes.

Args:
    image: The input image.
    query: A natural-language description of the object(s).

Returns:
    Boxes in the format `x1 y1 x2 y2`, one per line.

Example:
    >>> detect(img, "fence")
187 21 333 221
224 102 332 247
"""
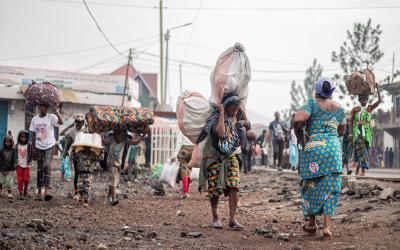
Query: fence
150 119 179 165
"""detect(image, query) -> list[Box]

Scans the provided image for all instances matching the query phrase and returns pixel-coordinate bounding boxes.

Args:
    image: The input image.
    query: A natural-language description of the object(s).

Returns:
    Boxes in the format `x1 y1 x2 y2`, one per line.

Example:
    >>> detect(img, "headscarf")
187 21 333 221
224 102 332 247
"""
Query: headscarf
196 94 241 156
315 77 336 98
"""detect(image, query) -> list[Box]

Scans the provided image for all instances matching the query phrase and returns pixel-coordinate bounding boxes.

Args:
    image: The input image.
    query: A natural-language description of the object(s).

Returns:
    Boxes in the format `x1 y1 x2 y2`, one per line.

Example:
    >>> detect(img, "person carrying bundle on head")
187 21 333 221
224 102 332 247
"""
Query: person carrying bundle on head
102 128 141 206
198 93 248 230
350 88 382 176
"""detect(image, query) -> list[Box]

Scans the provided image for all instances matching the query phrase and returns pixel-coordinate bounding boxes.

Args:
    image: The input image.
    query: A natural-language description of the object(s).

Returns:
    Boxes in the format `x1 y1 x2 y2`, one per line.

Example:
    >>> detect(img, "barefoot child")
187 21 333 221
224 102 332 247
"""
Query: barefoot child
15 130 33 199
0 135 17 199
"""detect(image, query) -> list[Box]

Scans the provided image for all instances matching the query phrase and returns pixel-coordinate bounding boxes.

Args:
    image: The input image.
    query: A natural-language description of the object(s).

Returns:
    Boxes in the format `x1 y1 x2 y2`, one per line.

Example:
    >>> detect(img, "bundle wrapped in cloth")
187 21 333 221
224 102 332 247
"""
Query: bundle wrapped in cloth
209 42 251 106
86 106 154 134
345 69 376 95
25 81 60 107
176 91 212 144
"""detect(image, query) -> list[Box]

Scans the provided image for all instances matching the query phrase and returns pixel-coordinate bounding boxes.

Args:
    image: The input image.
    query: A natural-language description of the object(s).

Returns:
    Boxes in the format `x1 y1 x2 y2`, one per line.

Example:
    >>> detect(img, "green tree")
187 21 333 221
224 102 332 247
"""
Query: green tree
331 18 384 106
284 59 323 122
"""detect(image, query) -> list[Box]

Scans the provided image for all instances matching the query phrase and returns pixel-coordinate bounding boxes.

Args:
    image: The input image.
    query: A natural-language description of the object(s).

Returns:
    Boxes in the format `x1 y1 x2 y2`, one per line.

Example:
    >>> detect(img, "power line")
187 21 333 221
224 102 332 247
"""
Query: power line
383 37 400 51
77 49 129 72
133 60 298 84
171 42 308 66
137 50 341 74
82 0 127 58
181 0 203 62
0 35 158 61
44 1 400 11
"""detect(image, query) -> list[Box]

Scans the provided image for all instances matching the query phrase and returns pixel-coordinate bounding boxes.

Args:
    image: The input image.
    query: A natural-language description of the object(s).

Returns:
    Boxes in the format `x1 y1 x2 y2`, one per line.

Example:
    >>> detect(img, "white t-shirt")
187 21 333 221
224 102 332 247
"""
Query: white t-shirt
29 114 59 150
17 144 29 168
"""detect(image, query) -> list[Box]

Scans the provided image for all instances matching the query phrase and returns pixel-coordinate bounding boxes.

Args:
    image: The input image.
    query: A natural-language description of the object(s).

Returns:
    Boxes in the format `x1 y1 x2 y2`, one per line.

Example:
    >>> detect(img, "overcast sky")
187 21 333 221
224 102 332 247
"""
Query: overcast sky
1 0 399 117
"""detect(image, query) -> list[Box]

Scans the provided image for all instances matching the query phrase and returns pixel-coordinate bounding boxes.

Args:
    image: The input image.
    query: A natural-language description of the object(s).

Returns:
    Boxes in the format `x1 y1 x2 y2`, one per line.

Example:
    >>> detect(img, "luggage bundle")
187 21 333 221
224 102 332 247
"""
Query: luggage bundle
176 43 251 167
209 42 251 106
345 68 376 95
176 43 251 143
25 81 60 107
86 106 154 134
176 91 212 144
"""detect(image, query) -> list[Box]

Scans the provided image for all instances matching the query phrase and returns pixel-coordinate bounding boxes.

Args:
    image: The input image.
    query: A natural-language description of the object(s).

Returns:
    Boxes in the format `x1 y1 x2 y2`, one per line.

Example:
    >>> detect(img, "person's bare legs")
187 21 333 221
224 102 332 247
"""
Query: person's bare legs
361 168 366 176
322 215 333 239
355 162 360 176
228 189 243 229
302 214 318 234
210 196 222 228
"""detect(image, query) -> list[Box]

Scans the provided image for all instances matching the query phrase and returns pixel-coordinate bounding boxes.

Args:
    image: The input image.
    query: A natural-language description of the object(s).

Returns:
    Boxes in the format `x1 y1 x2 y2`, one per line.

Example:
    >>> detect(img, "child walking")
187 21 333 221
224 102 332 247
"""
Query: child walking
0 135 17 199
102 128 140 206
71 132 102 207
15 130 33 199
29 104 63 201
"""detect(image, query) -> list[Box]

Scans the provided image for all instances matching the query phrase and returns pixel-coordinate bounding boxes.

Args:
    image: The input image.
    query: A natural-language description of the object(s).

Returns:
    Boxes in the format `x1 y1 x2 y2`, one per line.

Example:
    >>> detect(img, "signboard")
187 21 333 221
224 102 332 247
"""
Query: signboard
0 65 139 99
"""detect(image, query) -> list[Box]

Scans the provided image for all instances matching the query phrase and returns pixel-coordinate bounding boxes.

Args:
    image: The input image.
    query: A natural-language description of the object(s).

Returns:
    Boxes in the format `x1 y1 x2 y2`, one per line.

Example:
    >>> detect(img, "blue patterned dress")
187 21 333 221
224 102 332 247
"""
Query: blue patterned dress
299 99 345 217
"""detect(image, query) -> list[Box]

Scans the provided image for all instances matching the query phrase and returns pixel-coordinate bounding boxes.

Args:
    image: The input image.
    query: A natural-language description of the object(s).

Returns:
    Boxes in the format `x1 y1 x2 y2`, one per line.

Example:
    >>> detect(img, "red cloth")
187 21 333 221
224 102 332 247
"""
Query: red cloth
182 176 190 194
16 166 30 193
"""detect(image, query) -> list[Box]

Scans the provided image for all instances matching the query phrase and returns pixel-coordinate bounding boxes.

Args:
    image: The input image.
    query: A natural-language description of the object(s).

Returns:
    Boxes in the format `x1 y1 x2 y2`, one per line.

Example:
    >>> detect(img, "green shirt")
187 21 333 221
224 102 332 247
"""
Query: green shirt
352 108 372 146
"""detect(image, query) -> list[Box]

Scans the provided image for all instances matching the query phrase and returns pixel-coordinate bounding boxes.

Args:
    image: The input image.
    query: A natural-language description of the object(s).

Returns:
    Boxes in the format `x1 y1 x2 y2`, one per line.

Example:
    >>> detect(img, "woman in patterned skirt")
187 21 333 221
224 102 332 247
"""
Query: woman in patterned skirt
198 93 246 230
294 77 346 239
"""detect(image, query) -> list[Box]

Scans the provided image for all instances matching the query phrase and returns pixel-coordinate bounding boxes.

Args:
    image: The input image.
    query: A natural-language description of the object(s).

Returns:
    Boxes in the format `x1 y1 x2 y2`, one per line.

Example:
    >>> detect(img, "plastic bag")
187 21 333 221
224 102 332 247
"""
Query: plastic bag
151 164 164 181
190 167 200 181
159 161 180 188
209 43 251 107
345 69 376 95
25 81 60 107
176 91 212 143
61 156 72 179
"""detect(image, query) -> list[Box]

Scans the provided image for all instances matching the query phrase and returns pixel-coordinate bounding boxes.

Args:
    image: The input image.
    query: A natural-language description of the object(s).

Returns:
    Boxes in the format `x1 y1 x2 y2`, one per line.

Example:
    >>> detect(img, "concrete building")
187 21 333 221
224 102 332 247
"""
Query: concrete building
0 65 157 143
376 81 400 168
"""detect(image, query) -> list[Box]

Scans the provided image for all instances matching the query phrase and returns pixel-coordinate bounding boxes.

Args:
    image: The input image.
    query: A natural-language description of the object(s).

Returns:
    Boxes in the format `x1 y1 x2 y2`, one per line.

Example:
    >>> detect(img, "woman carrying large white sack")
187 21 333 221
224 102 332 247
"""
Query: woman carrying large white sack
197 93 246 229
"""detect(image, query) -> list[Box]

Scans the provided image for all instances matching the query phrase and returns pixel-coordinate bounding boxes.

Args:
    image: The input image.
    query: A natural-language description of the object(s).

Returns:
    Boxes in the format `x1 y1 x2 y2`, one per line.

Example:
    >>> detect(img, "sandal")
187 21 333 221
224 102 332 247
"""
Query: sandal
228 221 244 231
44 194 53 201
211 221 223 229
302 223 318 235
36 195 43 201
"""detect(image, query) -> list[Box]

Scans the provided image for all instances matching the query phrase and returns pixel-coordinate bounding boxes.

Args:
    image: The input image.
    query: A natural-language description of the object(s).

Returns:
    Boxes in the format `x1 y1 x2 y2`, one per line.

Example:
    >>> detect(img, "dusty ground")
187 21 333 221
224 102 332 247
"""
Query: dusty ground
0 165 400 250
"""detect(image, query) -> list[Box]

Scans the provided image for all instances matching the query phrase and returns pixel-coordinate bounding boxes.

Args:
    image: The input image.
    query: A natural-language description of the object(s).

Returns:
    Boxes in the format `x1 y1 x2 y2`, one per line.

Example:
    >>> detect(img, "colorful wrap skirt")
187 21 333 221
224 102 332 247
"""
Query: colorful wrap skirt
206 155 240 198
301 173 341 217
354 137 370 170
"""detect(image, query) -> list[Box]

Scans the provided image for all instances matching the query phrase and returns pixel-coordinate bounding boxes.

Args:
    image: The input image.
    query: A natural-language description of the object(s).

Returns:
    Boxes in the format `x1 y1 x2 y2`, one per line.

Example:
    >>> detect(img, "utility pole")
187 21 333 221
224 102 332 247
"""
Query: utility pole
122 48 132 107
159 0 164 110
179 63 183 94
164 29 170 109
392 51 395 83
163 22 192 106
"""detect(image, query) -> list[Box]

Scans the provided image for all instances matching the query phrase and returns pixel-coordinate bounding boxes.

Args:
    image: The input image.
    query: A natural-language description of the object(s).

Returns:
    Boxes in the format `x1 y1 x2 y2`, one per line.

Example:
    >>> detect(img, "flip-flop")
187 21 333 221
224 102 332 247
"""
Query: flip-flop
211 222 223 229
302 223 318 235
44 194 53 201
228 223 244 231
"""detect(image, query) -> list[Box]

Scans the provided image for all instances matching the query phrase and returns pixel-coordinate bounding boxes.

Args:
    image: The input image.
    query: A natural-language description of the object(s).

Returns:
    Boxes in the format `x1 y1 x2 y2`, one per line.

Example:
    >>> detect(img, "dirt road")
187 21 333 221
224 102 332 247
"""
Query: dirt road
0 166 399 250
